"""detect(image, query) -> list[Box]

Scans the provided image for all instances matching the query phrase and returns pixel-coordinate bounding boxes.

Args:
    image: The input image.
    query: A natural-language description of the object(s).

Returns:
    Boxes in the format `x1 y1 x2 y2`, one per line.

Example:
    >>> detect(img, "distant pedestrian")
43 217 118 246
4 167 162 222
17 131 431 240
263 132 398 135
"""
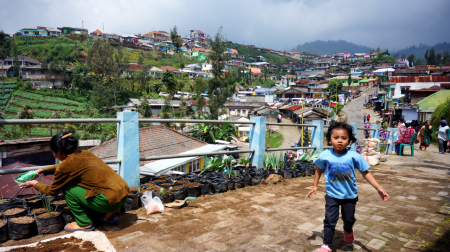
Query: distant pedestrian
363 115 367 124
364 98 367 104
367 115 370 123
437 120 449 154
307 122 389 252
418 120 432 151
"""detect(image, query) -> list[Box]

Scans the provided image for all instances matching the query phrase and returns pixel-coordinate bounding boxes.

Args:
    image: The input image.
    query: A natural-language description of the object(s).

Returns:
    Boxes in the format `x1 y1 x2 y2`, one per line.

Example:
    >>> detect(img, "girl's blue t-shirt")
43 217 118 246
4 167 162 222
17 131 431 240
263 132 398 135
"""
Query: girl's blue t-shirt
313 149 370 199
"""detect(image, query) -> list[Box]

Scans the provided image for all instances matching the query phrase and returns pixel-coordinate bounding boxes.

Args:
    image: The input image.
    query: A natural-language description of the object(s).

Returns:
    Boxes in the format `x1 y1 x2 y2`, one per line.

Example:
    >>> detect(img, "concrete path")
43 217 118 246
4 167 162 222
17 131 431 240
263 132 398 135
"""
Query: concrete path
343 88 375 141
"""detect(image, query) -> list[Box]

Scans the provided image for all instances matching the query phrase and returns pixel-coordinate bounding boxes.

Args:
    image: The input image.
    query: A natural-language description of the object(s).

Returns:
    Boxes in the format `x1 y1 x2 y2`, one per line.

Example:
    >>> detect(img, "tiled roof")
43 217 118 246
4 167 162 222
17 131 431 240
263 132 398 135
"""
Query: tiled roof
92 29 102 34
295 79 310 84
159 66 179 71
89 126 207 165
5 55 40 64
249 67 261 74
195 30 205 33
0 162 54 199
388 76 450 83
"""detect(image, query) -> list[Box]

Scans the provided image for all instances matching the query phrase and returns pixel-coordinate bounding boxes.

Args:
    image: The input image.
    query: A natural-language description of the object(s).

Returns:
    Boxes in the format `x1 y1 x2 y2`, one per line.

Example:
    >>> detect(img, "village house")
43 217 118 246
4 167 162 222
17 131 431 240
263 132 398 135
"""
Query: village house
224 101 268 117
190 30 207 46
19 28 48 36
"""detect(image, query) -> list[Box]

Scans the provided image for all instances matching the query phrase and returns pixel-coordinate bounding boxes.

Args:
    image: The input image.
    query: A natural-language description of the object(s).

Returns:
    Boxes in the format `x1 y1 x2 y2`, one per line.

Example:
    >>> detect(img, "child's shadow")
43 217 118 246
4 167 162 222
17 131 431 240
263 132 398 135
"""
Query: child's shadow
308 230 372 252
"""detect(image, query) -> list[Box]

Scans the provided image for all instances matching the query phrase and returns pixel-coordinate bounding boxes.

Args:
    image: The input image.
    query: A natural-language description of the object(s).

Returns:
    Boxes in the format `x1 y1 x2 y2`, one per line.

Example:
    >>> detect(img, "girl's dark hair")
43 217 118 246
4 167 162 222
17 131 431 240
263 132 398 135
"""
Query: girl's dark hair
405 122 411 128
50 131 79 155
326 121 357 144
400 118 405 123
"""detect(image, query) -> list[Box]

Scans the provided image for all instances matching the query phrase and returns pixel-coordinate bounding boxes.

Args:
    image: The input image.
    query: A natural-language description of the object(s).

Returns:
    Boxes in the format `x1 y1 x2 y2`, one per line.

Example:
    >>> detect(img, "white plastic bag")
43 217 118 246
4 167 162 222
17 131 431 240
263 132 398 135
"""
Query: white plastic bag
140 191 164 215
361 138 381 165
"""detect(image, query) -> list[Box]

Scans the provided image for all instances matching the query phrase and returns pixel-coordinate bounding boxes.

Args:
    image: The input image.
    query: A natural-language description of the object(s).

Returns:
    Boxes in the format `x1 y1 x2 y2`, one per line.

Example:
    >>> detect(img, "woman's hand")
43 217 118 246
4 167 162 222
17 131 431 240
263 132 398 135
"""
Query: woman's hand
36 168 44 174
20 180 38 188
377 188 389 202
307 186 318 198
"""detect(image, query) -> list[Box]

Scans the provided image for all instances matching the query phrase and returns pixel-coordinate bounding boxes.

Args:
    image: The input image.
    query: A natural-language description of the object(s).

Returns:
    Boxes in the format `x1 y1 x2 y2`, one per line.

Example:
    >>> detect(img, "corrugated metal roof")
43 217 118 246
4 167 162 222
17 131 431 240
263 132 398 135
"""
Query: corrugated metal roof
388 76 450 83
0 162 54 198
415 90 450 111
140 144 227 175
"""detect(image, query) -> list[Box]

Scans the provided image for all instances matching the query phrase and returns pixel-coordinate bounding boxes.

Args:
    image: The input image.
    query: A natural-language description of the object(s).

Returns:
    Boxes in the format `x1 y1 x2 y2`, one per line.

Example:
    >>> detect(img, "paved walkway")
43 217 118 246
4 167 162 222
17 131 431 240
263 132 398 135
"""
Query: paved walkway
4 147 449 251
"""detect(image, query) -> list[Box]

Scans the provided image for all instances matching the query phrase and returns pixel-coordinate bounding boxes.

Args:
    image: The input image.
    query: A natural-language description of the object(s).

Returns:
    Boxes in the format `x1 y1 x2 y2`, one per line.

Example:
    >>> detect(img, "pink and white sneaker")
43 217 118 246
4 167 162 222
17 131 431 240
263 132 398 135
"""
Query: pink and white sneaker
318 244 331 252
344 229 355 244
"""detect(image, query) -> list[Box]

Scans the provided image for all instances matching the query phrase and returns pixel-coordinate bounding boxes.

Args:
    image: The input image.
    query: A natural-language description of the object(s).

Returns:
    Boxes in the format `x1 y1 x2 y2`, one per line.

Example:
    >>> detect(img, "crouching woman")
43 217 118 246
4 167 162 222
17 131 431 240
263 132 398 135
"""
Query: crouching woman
21 132 130 231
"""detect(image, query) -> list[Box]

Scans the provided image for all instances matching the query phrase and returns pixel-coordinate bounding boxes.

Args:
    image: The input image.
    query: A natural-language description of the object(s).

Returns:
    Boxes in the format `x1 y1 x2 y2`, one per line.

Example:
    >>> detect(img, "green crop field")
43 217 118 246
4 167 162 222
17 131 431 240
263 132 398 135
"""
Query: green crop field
0 82 18 110
14 91 83 106
9 97 84 113
4 91 84 119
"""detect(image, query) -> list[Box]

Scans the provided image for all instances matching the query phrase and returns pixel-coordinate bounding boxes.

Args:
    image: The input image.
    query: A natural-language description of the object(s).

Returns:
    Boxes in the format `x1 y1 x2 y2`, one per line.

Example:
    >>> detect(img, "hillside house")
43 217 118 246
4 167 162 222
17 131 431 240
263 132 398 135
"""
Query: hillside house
190 30 207 46
143 31 169 43
19 28 48 36
60 27 88 35
225 102 268 117
184 64 202 72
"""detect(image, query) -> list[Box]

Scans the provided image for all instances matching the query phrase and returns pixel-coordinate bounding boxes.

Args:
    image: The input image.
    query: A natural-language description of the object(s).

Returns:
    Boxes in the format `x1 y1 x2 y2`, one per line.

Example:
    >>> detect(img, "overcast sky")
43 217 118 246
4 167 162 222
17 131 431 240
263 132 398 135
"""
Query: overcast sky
1 0 449 51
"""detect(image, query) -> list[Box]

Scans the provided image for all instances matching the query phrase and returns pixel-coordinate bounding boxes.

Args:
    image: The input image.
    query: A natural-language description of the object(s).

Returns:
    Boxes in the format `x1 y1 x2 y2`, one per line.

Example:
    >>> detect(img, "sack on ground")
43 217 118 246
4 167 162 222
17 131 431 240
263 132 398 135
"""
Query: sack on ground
140 191 164 215
361 138 381 165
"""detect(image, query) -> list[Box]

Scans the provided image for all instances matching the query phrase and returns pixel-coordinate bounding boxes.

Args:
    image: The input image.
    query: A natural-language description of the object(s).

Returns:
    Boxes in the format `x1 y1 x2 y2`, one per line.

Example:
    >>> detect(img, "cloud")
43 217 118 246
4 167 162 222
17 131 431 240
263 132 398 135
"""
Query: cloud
1 0 449 51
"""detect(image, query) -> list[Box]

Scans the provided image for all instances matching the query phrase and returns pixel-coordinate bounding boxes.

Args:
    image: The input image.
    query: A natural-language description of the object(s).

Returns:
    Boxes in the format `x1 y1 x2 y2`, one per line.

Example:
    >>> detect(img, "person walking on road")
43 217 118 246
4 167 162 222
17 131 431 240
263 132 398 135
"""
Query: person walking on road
437 120 449 154
366 114 370 123
307 122 389 252
363 115 367 124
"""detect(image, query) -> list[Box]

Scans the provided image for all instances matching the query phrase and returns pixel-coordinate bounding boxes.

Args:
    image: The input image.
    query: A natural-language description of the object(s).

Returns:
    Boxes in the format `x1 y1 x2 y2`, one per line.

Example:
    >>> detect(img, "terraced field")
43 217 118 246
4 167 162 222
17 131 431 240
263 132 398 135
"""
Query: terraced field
2 90 85 137
0 82 18 111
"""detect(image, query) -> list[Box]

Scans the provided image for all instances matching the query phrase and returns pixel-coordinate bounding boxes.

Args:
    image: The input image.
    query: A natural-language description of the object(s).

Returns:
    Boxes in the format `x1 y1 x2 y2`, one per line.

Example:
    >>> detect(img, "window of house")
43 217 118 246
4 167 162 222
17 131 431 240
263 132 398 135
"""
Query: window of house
238 109 241 114
172 165 185 173
189 159 200 172
400 86 410 95
41 70 45 75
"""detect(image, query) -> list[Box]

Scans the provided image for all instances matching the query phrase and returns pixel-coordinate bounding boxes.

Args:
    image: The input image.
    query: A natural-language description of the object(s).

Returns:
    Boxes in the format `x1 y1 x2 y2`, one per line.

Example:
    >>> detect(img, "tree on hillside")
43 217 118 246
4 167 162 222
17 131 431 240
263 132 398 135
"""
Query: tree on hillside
160 70 178 115
86 40 118 109
415 58 425 66
137 51 145 66
0 48 5 96
376 47 380 52
393 52 399 59
17 104 34 139
424 49 429 64
443 52 450 65
193 77 208 118
427 48 436 65
323 79 343 100
170 25 182 54
401 53 406 61
436 53 442 66
11 43 20 77
347 74 352 87
207 27 238 119
407 54 415 67
137 97 152 118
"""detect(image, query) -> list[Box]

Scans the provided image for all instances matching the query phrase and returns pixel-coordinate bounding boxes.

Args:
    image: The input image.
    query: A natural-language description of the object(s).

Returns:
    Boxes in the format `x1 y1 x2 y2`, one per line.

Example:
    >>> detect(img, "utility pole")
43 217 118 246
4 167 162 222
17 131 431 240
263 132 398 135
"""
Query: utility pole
82 20 84 30
103 23 104 33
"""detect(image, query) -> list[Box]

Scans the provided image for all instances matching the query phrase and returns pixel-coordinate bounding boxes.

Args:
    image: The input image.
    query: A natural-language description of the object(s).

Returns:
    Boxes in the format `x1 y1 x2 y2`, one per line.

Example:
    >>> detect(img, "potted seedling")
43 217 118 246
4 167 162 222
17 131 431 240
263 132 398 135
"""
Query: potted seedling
34 195 64 235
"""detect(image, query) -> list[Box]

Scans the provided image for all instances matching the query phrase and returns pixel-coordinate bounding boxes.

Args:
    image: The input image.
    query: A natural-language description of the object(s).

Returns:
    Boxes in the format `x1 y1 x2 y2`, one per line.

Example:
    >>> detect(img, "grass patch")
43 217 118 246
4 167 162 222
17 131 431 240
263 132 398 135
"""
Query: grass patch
379 145 386 153
266 131 284 148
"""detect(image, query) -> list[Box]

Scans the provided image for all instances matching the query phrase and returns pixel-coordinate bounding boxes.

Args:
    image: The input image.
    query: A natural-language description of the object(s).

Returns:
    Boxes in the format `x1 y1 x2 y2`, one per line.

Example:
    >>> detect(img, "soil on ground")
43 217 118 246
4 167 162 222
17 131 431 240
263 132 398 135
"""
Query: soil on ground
0 219 6 226
7 237 101 252
51 200 66 205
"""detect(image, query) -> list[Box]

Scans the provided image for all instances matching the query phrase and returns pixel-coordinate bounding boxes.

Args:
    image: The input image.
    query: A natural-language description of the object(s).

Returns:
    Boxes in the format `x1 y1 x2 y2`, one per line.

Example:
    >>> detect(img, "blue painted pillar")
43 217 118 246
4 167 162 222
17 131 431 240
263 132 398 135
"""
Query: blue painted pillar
371 124 380 139
117 112 140 187
349 123 357 151
311 120 324 152
387 128 398 154
249 117 266 169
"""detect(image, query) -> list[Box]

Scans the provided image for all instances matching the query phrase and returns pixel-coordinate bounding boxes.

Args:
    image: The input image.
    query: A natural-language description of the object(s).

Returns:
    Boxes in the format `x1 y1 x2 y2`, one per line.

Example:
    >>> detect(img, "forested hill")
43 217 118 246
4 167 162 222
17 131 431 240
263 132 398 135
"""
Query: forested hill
394 42 450 58
291 40 372 55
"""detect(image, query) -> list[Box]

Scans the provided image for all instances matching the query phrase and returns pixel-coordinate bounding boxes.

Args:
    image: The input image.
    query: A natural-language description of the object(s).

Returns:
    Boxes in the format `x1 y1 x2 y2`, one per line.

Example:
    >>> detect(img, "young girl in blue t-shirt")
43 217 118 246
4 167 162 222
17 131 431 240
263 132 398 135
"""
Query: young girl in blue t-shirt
307 122 389 252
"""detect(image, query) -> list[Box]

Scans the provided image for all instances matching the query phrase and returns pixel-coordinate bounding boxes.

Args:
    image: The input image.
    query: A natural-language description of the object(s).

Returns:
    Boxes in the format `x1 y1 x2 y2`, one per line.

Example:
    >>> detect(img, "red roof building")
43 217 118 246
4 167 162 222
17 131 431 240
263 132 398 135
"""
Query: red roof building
0 162 54 199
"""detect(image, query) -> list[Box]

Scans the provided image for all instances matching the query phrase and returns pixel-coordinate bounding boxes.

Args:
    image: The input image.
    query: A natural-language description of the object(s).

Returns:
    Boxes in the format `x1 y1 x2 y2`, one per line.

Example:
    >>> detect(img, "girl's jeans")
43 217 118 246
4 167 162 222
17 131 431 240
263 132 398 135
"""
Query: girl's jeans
438 139 448 153
323 195 358 247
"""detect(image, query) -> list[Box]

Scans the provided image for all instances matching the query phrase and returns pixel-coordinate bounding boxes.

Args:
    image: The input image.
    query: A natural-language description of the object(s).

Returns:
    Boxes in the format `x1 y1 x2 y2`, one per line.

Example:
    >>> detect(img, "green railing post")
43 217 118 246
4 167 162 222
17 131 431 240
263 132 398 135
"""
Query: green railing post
249 117 266 169
117 112 139 186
